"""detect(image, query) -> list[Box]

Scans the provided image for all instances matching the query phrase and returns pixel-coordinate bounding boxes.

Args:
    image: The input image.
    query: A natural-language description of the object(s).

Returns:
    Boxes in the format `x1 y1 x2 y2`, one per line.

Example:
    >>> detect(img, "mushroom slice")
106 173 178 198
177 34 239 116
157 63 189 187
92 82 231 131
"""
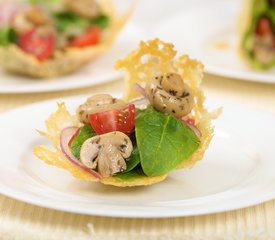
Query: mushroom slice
25 5 52 26
145 72 195 117
80 136 101 169
80 131 133 177
13 5 54 35
63 0 101 19
76 94 127 124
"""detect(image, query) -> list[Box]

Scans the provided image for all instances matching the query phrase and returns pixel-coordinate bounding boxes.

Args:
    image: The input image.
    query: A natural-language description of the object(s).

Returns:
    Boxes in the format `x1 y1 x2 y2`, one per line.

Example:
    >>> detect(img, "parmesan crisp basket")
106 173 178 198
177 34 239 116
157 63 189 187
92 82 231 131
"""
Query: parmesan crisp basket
34 39 220 187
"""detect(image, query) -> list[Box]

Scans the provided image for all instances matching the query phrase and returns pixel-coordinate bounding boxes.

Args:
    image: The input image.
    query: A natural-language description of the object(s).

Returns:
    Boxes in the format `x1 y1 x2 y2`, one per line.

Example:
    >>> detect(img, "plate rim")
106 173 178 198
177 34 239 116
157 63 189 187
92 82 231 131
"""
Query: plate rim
0 71 122 94
152 0 275 84
0 181 274 218
0 95 275 218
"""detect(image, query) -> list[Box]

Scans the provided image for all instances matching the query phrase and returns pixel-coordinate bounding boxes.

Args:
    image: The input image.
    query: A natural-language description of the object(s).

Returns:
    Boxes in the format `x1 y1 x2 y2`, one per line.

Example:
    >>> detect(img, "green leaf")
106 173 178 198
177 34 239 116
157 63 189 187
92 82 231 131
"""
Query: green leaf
71 125 96 160
251 0 269 18
54 12 90 33
90 15 110 29
0 28 17 46
115 146 141 176
54 13 109 35
114 167 146 181
135 106 200 176
124 147 140 173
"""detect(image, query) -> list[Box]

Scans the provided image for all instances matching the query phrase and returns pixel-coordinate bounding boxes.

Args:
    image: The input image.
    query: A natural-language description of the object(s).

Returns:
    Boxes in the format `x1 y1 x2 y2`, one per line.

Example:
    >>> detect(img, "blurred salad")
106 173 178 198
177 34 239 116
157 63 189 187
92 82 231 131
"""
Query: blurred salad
0 0 110 61
242 0 275 70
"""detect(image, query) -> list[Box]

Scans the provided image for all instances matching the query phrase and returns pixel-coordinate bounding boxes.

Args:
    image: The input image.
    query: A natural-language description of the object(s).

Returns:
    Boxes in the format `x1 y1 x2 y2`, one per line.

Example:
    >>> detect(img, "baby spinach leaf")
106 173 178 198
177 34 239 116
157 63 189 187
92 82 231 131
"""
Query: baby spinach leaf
135 106 200 176
54 12 90 33
116 146 140 175
90 15 110 29
71 125 96 160
114 167 146 181
54 13 109 34
0 27 17 46
125 147 140 172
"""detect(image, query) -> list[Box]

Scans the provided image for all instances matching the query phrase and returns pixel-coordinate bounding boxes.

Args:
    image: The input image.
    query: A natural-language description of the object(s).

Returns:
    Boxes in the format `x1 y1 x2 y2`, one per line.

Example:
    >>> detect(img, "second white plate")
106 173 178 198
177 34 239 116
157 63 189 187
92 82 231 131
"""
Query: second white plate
0 94 275 218
0 23 143 93
153 0 275 83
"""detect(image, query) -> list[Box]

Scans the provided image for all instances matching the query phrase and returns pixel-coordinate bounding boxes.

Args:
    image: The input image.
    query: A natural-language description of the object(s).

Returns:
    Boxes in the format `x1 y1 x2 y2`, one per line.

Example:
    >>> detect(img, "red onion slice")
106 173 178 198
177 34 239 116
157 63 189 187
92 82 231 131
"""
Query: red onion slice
0 3 28 26
134 83 147 98
60 127 102 179
130 97 149 106
187 123 202 138
180 117 202 138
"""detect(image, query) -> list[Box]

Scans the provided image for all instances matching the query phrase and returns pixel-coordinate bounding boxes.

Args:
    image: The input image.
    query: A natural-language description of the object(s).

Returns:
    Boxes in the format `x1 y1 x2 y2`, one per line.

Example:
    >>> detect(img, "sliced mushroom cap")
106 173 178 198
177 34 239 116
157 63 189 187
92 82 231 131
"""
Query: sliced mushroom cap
25 6 52 26
145 72 195 117
13 6 54 34
76 94 127 124
97 144 127 178
63 0 101 18
80 136 101 168
80 131 133 177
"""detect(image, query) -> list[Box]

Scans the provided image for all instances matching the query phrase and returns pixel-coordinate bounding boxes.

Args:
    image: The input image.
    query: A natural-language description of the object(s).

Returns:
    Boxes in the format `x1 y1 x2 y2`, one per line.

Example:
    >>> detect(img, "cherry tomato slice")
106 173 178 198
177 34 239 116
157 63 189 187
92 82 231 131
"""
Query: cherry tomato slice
18 29 55 61
255 17 273 36
89 104 135 135
69 26 101 48
185 118 195 126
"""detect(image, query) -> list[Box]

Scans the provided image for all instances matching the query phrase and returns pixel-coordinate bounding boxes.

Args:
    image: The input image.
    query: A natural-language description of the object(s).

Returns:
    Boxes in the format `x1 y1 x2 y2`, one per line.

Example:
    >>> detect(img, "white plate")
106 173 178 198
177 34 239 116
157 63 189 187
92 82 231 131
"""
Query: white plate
153 0 275 83
0 23 143 93
0 94 275 218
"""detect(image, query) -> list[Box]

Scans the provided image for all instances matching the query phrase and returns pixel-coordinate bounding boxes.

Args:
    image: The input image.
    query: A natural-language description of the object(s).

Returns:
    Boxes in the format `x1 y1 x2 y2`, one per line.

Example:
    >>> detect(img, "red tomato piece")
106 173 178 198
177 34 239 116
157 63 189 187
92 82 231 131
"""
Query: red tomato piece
255 17 273 36
18 29 55 61
89 104 135 135
69 27 101 48
181 116 195 126
185 118 195 126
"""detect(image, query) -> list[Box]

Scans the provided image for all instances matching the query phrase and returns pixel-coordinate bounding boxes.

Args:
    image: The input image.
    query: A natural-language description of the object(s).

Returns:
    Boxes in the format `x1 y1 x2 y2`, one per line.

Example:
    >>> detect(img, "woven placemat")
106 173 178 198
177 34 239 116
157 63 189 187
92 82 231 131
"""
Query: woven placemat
0 194 275 240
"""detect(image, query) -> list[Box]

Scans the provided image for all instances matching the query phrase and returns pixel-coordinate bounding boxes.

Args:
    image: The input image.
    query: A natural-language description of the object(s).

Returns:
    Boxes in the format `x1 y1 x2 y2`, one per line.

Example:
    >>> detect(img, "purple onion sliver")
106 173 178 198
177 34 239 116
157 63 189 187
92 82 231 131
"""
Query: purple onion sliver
130 97 149 106
60 127 102 179
0 3 28 26
185 123 202 138
134 83 147 98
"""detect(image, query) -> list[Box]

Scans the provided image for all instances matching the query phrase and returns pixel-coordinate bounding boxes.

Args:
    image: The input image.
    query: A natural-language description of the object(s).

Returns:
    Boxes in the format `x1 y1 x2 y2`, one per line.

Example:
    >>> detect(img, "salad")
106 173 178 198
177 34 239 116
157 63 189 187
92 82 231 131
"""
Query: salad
34 39 220 187
240 0 275 70
0 0 128 78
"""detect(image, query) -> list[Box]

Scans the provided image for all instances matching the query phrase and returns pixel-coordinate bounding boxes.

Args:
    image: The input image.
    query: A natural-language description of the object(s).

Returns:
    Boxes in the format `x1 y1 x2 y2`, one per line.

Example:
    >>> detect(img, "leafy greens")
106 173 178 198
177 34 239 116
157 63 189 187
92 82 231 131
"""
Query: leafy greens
70 106 200 178
71 124 141 174
135 106 200 176
54 12 109 33
0 28 17 46
71 125 96 160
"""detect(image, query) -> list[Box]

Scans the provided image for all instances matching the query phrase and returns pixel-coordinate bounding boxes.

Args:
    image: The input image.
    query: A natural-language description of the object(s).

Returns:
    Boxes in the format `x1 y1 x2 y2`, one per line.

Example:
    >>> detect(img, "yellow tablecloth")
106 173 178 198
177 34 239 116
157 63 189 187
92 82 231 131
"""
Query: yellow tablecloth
0 75 275 239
